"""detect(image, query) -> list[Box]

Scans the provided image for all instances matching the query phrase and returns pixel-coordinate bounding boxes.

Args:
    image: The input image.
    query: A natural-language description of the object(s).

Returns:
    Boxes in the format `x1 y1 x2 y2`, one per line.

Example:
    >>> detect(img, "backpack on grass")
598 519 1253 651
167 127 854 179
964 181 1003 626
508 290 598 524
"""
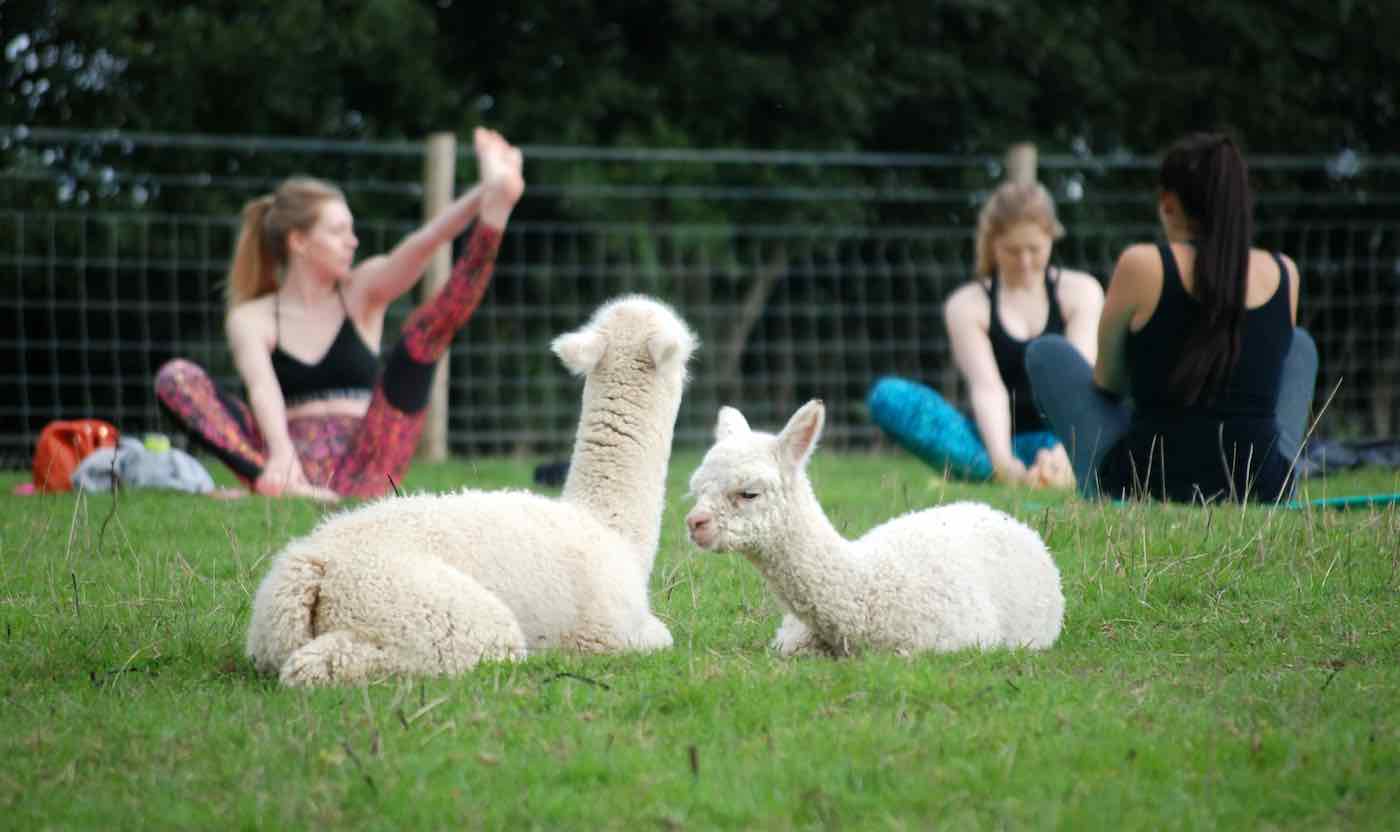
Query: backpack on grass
32 419 120 493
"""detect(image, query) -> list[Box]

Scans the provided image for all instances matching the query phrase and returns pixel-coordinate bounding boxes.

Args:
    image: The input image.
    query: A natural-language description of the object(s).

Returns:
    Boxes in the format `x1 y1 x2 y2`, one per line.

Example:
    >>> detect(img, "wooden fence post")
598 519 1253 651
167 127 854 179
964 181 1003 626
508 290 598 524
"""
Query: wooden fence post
1005 142 1038 185
418 131 456 462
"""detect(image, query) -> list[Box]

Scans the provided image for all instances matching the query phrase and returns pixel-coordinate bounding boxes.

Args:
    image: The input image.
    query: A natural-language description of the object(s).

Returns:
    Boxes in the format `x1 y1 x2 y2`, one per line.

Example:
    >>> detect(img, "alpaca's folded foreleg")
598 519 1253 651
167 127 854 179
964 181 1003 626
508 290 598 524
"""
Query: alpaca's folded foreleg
630 614 674 651
771 612 827 657
279 630 392 687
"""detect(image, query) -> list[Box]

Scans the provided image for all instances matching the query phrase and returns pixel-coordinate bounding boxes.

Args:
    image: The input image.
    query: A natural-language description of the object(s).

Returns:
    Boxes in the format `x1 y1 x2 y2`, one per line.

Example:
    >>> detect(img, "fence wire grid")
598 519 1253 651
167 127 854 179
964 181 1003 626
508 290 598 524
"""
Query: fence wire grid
3 127 1399 468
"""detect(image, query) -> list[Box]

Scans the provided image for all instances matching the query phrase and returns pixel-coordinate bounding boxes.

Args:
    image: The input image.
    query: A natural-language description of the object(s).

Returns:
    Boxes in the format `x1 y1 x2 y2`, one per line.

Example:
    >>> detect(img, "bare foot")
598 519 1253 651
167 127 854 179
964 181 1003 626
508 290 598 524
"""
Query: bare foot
1027 447 1075 490
284 481 341 503
254 469 340 503
474 127 524 226
207 487 249 500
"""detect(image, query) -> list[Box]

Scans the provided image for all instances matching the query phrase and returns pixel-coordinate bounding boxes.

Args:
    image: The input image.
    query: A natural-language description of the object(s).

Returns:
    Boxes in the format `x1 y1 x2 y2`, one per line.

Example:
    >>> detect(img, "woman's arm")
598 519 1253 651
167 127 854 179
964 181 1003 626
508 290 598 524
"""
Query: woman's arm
945 286 1027 484
1280 252 1301 324
1057 269 1106 364
351 184 487 311
1093 245 1155 395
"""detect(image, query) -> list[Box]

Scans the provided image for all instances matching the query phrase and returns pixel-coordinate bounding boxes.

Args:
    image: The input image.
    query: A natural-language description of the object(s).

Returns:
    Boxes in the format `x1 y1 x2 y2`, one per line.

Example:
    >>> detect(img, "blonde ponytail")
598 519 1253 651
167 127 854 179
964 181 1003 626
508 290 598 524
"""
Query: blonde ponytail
226 195 277 309
223 176 346 310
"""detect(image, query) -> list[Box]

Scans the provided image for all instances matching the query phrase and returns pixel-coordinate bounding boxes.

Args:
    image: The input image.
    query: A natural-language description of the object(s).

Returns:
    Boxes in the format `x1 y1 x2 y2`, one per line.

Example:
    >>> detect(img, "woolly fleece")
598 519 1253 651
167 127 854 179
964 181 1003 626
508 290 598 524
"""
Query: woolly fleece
685 400 1065 656
246 295 697 686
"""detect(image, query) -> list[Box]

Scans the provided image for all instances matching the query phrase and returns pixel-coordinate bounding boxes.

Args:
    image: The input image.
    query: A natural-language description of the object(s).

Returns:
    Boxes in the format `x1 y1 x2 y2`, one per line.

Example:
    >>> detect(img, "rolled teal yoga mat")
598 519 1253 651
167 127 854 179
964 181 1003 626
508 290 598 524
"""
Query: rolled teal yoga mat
1285 494 1400 510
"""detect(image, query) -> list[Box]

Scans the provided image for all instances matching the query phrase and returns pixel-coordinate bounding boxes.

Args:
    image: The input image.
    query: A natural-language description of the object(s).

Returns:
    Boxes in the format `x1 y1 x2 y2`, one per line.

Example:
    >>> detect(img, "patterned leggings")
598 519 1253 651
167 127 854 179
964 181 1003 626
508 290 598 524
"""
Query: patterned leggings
155 224 502 498
867 375 1060 480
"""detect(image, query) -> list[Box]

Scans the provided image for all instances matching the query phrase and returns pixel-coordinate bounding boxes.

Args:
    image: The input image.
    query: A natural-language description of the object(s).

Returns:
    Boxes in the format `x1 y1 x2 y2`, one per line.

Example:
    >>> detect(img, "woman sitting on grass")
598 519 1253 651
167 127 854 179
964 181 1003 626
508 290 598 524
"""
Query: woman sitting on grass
155 128 524 500
868 181 1103 489
1025 132 1318 503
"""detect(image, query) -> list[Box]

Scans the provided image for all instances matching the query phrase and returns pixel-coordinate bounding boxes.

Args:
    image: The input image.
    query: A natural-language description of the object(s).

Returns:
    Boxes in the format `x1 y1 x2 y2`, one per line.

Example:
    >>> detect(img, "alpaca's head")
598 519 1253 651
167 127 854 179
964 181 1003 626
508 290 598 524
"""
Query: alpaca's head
685 400 825 554
551 295 697 387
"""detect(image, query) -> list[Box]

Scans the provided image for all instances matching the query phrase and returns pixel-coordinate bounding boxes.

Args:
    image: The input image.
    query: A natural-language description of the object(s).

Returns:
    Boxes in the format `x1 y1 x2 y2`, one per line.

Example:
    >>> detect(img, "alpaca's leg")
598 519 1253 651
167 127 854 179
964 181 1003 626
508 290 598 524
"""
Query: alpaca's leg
279 630 392 687
278 555 527 687
561 610 672 654
631 614 674 651
771 612 825 656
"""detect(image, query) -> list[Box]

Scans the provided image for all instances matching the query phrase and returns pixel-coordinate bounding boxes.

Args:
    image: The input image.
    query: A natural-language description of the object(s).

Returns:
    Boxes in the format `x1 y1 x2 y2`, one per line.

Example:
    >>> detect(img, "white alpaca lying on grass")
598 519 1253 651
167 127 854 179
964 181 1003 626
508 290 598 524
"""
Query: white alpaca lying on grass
684 400 1064 657
245 295 697 686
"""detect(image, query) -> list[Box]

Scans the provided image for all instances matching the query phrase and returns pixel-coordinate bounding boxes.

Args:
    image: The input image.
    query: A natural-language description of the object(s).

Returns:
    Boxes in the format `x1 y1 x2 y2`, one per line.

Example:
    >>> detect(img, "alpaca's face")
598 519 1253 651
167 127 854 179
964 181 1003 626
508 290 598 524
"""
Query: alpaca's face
685 436 789 554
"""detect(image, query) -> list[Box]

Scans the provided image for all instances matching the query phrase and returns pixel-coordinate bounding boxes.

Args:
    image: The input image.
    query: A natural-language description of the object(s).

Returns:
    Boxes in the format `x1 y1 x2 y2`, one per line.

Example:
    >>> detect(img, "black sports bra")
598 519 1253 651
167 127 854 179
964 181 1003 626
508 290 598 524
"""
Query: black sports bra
269 288 379 407
982 266 1066 433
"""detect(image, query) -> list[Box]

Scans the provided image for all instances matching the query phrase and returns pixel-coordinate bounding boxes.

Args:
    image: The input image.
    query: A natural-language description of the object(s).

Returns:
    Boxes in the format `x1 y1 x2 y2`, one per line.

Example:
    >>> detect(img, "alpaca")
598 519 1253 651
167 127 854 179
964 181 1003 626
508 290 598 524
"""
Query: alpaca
684 400 1064 657
245 295 697 686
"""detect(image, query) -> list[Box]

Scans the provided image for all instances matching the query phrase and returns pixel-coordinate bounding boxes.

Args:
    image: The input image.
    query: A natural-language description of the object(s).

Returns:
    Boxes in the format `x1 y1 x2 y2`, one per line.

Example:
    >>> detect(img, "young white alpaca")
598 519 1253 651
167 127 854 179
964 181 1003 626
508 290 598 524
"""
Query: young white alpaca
685 400 1064 656
245 295 697 686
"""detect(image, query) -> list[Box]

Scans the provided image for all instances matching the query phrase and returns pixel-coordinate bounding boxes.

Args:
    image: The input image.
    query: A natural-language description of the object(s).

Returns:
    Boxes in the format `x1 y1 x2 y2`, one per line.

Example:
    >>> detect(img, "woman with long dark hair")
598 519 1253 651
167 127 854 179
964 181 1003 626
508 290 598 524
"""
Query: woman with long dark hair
1025 133 1318 503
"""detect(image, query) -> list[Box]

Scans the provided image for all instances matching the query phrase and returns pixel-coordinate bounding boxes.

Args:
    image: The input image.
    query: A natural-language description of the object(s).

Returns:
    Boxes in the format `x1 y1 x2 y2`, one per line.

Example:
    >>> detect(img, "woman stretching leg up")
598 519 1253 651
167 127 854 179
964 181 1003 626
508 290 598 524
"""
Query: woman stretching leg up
155 128 525 500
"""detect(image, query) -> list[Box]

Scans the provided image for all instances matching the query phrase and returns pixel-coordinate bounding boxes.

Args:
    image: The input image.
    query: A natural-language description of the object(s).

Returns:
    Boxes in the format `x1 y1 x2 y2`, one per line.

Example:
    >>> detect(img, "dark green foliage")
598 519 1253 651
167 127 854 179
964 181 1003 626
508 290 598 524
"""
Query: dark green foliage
7 1 1400 156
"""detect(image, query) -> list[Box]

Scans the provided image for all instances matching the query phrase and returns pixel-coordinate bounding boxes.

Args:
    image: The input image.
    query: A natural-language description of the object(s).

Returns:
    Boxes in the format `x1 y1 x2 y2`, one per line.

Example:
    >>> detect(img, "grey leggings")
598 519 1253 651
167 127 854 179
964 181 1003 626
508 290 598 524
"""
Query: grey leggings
1024 329 1319 499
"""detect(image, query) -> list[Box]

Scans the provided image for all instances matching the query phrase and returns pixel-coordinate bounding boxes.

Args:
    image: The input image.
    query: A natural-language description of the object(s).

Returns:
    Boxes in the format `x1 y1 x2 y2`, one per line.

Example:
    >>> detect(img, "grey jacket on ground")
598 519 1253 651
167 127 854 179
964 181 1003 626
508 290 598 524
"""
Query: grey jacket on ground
71 437 215 494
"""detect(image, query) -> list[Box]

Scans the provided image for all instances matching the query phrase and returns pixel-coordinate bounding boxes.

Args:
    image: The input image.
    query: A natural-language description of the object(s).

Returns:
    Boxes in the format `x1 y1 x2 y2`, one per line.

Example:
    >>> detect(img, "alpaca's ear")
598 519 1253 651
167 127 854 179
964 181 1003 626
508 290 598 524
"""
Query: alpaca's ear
715 406 750 441
777 399 825 470
647 327 695 372
551 329 607 376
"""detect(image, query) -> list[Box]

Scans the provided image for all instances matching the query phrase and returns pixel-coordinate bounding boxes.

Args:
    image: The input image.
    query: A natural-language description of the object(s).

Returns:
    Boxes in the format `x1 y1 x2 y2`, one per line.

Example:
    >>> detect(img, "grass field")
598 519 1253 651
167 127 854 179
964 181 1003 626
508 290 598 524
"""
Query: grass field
2 451 1397 830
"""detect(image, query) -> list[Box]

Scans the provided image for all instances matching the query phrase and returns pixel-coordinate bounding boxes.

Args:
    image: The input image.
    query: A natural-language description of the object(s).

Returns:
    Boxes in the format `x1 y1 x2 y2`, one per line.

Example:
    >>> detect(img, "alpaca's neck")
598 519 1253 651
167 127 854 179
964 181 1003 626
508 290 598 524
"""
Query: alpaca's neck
750 478 865 642
561 369 680 572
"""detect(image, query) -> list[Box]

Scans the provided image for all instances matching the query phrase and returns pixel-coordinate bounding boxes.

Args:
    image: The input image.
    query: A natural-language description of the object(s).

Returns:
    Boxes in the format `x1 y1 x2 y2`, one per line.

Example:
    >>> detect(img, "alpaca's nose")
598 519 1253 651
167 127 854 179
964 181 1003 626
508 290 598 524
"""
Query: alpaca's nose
686 510 716 546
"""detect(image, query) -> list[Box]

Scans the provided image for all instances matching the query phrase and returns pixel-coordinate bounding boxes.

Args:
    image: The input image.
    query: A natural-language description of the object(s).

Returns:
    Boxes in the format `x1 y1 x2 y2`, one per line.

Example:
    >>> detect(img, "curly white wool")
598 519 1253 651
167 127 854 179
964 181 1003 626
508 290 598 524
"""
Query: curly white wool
685 400 1064 657
246 295 697 686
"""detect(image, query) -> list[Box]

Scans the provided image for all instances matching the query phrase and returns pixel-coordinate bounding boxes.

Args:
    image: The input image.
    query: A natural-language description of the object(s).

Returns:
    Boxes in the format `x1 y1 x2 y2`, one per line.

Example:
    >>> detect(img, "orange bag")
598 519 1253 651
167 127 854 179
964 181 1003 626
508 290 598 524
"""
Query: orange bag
32 419 120 492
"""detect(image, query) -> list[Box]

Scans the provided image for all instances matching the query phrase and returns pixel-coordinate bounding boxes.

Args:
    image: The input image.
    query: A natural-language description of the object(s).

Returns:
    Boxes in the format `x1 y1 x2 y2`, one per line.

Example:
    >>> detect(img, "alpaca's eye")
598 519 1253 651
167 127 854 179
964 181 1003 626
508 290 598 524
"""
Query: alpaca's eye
735 490 760 503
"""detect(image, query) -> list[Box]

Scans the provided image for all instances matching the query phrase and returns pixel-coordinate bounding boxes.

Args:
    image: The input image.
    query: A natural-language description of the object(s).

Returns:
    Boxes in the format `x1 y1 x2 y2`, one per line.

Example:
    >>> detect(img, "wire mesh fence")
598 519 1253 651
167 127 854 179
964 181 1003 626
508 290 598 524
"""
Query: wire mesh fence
3 126 1398 468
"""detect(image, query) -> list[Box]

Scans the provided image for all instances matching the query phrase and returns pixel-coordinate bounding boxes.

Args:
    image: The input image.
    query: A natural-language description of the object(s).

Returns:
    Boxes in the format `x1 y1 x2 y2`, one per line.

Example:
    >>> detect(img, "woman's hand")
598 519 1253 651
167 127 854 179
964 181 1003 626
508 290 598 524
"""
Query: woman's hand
256 455 340 502
992 457 1033 487
1026 446 1075 490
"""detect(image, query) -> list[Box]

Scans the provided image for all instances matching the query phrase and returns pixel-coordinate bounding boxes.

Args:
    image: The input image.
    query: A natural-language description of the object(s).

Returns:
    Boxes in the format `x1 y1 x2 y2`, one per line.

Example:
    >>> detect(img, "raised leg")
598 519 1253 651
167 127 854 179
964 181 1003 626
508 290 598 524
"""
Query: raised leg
328 224 503 497
327 130 524 498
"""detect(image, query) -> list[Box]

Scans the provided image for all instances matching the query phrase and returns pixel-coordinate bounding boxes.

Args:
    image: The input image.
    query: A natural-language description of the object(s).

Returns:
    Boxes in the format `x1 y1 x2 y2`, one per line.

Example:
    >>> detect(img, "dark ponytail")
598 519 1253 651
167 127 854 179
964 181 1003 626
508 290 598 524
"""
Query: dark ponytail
1160 133 1253 405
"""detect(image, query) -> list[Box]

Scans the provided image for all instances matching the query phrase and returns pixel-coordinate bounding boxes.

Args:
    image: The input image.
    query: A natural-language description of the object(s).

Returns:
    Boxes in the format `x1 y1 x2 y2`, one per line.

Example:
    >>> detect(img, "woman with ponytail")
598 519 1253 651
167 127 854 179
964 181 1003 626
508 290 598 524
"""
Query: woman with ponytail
1025 132 1319 503
867 181 1103 489
155 127 524 500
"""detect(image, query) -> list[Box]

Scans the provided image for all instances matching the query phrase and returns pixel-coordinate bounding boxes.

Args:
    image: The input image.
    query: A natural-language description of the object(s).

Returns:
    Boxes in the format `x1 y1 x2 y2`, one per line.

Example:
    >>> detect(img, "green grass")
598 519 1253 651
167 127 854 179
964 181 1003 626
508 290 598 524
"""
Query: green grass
2 453 1397 830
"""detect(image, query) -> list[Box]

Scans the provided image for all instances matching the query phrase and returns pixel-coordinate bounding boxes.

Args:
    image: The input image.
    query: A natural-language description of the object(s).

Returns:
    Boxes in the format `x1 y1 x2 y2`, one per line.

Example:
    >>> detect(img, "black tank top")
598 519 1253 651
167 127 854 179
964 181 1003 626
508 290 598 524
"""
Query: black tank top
269 288 379 407
985 267 1066 433
1100 242 1295 502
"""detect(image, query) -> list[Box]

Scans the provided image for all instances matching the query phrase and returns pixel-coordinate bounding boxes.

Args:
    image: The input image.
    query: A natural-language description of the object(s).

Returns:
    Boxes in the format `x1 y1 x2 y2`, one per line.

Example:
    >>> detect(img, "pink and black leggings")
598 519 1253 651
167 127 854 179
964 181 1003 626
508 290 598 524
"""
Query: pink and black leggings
155 224 502 498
